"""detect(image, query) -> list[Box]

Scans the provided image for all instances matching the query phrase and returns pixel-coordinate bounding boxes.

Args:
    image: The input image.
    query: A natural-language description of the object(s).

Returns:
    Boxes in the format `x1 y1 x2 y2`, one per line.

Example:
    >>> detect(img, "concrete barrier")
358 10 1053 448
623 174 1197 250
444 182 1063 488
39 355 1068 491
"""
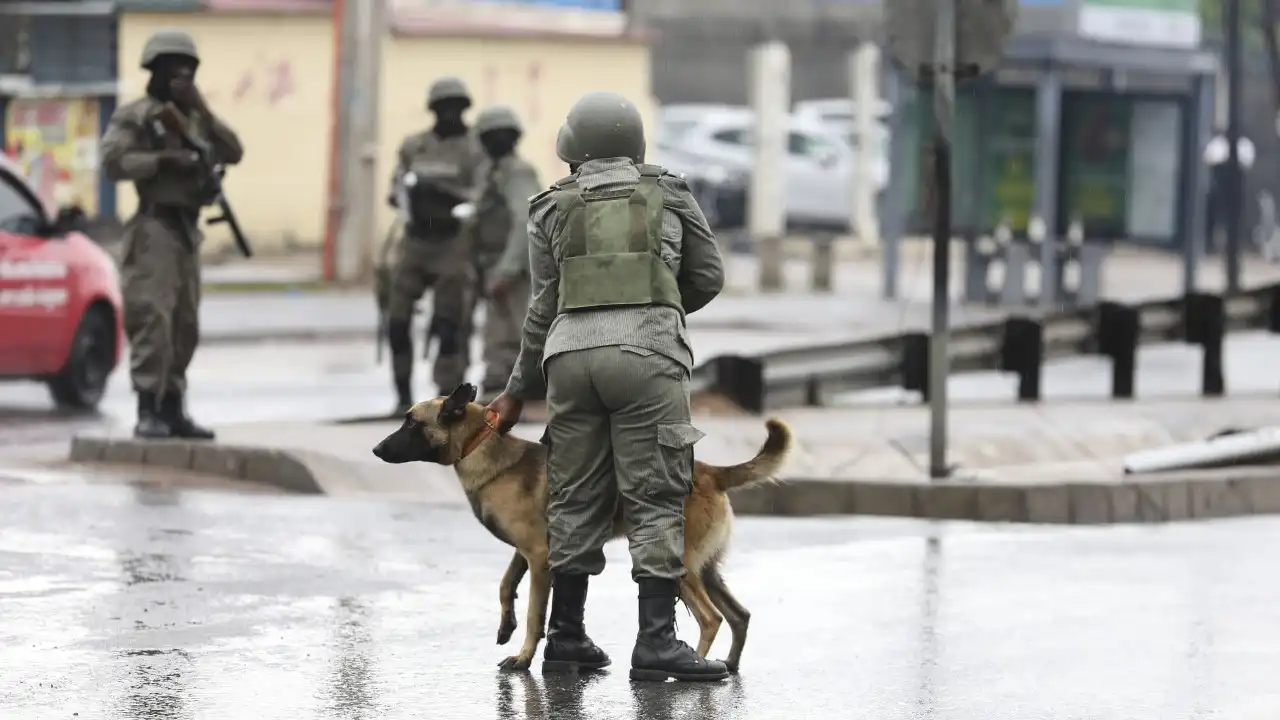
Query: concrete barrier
68 436 1280 524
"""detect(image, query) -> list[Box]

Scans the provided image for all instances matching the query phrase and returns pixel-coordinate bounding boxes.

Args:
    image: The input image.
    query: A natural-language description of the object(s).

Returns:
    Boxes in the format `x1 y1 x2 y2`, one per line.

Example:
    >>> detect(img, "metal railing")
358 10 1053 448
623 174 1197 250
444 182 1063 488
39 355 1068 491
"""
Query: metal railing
693 283 1280 413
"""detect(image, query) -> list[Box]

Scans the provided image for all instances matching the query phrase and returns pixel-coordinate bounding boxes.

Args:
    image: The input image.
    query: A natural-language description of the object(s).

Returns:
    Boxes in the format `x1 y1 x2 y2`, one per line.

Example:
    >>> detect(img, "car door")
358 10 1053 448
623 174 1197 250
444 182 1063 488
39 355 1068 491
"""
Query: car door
785 129 852 228
0 170 67 372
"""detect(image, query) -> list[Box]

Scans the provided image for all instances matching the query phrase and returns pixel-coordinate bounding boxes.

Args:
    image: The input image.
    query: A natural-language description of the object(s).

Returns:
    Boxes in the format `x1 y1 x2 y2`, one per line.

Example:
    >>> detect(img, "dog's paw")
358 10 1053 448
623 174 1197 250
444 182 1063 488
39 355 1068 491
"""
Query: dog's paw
496 610 518 645
497 654 533 672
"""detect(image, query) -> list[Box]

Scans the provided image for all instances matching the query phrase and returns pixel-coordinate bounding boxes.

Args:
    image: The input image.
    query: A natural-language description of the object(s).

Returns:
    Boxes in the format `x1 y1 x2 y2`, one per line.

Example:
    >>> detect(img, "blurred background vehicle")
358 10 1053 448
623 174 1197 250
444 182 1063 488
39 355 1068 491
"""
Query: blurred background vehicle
0 154 123 411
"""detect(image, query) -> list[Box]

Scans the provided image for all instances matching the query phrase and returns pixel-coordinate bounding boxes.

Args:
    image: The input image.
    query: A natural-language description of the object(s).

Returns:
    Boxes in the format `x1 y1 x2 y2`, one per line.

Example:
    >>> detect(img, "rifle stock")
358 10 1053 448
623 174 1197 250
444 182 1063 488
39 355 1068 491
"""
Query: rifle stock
156 104 254 258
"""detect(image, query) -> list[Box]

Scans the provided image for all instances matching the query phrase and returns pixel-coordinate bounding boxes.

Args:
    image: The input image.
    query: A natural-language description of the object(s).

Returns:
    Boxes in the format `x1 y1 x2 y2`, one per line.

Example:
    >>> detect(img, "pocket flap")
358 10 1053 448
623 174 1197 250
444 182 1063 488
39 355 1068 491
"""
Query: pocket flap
620 344 655 357
657 421 706 449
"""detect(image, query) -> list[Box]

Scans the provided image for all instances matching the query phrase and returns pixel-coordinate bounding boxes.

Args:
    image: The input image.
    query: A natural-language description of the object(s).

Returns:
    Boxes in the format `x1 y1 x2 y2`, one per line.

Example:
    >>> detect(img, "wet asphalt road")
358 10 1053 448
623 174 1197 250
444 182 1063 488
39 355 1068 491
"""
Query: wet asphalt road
2 480 1279 719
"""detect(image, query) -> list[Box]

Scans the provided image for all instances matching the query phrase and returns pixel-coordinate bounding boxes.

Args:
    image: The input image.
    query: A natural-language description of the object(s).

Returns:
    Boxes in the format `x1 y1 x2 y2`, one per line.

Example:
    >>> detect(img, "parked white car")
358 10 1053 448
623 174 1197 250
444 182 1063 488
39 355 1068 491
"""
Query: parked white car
655 107 868 230
794 98 892 192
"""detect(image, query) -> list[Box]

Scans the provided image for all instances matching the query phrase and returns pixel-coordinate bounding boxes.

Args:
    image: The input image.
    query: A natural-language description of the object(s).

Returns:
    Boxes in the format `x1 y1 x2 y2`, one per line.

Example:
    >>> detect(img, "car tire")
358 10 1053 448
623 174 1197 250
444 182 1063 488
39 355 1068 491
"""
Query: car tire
47 306 116 411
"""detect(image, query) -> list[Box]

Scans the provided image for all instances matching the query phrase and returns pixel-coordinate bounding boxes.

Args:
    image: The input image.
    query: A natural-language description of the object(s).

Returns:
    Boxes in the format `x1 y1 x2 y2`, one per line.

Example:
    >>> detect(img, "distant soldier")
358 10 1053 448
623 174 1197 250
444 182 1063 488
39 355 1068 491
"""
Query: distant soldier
385 76 487 413
469 106 542 404
487 92 729 682
100 29 243 440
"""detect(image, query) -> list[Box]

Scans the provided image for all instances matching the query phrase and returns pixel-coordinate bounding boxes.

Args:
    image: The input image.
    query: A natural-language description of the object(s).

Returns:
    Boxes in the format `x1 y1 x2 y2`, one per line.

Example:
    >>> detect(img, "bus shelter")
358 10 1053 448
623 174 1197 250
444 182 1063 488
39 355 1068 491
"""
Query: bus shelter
879 34 1220 304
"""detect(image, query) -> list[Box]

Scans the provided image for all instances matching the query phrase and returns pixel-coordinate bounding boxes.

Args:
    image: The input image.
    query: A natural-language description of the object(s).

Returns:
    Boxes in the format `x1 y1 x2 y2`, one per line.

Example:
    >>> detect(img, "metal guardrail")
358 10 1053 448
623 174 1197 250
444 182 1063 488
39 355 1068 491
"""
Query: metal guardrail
694 283 1280 413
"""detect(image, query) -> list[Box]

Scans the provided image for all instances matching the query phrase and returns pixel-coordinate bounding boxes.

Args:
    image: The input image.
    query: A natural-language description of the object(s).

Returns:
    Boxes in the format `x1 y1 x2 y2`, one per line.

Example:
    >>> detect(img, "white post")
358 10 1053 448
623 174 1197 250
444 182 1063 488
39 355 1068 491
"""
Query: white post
748 41 790 292
849 43 881 248
336 0 385 283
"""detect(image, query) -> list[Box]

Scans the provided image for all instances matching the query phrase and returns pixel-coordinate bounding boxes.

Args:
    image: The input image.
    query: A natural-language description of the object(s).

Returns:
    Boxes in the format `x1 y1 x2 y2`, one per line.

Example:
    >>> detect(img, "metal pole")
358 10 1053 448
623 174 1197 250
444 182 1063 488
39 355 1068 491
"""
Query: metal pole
1224 0 1243 293
928 0 955 480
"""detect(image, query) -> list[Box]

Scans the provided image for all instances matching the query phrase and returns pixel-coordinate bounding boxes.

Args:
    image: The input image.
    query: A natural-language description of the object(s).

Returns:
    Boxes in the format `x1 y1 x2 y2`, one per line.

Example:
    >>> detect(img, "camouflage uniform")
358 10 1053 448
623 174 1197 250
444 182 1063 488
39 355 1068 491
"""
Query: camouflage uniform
468 106 542 403
504 92 729 681
100 29 243 441
385 77 487 412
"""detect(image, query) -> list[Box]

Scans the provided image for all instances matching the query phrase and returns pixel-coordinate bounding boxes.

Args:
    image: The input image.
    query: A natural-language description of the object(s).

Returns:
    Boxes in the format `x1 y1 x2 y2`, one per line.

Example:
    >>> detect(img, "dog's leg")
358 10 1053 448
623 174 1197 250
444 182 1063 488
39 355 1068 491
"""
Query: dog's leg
499 550 550 672
497 551 529 645
679 573 723 659
701 563 750 674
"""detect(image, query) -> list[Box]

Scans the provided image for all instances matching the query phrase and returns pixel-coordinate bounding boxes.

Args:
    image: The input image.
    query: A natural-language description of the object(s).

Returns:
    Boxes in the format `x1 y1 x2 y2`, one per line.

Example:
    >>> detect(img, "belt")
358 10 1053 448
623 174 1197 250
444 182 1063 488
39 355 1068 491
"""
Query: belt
138 201 200 225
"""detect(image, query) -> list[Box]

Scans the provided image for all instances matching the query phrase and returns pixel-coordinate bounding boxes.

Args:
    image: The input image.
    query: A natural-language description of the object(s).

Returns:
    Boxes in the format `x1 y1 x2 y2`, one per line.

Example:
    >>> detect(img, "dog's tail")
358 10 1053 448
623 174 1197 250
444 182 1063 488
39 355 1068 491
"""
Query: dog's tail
711 418 793 492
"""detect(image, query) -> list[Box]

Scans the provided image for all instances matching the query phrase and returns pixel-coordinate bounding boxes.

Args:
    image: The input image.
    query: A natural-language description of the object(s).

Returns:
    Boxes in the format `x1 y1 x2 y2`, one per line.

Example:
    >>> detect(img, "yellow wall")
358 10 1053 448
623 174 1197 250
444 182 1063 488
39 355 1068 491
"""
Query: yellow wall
116 12 334 254
116 11 654 257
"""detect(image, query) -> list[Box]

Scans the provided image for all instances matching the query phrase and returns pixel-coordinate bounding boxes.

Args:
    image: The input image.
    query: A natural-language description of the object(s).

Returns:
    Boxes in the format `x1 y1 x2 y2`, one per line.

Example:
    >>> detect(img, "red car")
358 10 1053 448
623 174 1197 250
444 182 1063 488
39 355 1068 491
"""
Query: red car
0 154 124 410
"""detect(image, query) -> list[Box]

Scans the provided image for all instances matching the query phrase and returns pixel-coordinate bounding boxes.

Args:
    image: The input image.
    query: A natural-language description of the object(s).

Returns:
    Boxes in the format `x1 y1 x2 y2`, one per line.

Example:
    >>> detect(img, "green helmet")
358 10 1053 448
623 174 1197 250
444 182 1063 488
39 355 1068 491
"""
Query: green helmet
140 29 199 70
555 91 646 165
474 105 522 136
426 76 472 110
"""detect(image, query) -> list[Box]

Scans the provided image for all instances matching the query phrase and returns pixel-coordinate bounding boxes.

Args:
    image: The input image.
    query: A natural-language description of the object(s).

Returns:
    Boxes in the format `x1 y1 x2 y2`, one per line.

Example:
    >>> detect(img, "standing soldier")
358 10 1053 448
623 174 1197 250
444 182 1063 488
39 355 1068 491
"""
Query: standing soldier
469 106 542 404
100 29 243 440
386 76 487 414
487 92 729 682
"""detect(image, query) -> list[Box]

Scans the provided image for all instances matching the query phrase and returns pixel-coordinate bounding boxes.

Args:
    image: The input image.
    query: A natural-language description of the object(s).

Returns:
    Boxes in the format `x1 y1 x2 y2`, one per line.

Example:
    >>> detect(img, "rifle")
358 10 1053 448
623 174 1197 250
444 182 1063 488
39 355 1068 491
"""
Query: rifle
152 103 253 258
374 218 405 364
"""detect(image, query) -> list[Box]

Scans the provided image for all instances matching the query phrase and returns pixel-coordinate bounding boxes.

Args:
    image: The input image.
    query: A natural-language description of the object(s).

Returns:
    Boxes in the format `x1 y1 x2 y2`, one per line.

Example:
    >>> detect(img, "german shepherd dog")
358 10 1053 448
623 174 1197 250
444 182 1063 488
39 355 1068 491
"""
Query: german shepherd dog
371 383 793 673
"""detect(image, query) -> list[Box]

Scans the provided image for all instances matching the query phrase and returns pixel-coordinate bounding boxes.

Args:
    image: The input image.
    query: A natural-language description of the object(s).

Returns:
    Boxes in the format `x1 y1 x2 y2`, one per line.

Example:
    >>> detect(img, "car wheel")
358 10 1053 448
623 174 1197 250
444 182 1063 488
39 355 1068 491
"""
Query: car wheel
47 307 116 411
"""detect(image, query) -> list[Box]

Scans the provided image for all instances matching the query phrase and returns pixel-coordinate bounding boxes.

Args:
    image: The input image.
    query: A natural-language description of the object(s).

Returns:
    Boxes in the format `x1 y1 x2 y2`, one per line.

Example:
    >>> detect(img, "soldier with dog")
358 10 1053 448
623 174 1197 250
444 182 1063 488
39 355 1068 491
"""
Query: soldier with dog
486 91 729 682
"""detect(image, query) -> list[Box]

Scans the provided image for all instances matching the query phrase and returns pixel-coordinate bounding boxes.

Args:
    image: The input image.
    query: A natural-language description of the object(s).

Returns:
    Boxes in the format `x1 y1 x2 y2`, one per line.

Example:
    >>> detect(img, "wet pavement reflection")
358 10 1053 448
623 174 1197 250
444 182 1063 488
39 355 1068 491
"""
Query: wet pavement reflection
2 482 1279 719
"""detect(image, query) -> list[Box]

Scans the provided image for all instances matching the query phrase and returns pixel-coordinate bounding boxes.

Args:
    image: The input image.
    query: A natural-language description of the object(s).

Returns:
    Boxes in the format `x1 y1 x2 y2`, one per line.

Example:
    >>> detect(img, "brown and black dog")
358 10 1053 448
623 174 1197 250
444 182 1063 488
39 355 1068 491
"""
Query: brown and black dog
371 383 793 673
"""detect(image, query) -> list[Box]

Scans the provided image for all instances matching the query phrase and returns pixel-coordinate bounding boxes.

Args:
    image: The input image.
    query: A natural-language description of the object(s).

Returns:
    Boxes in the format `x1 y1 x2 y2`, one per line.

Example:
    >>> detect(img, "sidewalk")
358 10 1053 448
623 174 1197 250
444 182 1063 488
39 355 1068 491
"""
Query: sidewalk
196 247 1280 345
66 397 1280 524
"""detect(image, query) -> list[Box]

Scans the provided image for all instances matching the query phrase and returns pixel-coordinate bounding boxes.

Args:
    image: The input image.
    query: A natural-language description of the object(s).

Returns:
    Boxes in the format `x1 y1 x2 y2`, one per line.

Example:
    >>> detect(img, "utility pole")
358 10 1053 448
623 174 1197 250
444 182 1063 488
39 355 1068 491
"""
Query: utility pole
1224 0 1243 294
333 0 385 284
885 0 1017 480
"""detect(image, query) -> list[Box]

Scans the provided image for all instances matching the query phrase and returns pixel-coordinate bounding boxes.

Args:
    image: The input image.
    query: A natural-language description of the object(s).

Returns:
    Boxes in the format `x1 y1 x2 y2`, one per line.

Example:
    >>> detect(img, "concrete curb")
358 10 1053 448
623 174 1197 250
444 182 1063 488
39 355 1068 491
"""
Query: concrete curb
69 437 325 495
68 437 1280 524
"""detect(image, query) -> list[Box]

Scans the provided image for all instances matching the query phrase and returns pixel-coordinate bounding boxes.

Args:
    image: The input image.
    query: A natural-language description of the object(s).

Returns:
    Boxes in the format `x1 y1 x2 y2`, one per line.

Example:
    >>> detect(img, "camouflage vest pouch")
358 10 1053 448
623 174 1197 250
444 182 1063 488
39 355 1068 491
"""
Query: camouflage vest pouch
552 166 683 316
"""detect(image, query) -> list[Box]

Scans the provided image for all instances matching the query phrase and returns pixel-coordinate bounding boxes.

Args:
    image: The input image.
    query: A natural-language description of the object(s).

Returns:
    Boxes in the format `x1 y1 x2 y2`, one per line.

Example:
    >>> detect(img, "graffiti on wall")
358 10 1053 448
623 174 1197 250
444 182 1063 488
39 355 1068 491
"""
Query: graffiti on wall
203 55 298 107
2 98 100 215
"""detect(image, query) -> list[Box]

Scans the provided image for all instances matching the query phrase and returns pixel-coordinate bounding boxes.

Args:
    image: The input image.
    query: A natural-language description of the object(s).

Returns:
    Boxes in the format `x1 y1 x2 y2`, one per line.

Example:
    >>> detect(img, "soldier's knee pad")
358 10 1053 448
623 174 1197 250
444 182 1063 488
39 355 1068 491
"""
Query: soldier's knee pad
388 320 412 354
429 317 460 355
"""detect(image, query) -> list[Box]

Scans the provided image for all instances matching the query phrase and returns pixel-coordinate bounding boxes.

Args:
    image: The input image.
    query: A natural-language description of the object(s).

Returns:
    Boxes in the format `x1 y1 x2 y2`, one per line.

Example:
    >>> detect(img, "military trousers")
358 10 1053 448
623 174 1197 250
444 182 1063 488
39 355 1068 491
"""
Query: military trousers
386 232 476 396
543 345 705 581
120 211 202 399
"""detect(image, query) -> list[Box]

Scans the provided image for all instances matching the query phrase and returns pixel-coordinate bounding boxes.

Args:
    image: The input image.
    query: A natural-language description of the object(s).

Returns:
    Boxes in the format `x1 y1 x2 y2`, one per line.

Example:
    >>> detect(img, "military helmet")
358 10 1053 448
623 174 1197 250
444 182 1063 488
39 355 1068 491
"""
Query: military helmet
555 91 646 165
474 105 522 136
427 76 472 110
140 29 199 70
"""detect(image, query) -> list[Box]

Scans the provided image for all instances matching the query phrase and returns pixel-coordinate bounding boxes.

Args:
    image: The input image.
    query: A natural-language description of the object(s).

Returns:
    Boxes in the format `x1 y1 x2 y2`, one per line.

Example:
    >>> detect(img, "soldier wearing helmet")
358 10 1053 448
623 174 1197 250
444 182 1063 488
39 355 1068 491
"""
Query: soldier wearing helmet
460 105 543 404
100 28 243 441
486 92 727 681
384 76 488 413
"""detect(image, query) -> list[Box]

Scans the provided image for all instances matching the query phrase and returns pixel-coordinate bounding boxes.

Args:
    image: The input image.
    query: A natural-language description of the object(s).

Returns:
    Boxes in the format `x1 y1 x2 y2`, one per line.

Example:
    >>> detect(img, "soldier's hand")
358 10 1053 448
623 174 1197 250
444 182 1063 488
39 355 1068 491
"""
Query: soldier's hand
488 274 512 303
487 393 523 434
157 149 201 172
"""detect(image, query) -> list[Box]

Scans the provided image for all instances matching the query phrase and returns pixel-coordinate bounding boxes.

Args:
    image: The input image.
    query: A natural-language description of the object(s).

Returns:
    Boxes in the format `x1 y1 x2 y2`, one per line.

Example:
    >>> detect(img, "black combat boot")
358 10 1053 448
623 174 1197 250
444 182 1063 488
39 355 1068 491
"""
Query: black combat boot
393 373 413 415
542 573 611 674
134 391 173 440
630 577 729 682
163 392 216 440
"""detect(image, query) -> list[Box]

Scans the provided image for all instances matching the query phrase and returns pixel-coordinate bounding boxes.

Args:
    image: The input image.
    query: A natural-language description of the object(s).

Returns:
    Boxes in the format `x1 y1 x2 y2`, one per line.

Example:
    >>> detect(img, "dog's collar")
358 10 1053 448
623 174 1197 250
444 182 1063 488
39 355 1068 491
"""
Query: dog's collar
457 409 499 462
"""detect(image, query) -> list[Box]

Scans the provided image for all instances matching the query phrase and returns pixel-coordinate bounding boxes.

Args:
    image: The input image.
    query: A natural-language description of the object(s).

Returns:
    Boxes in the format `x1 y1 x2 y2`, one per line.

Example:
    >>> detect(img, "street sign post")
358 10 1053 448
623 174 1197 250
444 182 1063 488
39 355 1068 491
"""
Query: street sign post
884 0 1018 479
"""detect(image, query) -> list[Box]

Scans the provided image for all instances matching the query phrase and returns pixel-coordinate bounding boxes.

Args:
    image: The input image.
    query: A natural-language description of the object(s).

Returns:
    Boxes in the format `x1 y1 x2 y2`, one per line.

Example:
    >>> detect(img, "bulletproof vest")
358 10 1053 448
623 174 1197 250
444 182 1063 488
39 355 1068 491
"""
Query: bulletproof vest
551 164 683 317
404 136 473 237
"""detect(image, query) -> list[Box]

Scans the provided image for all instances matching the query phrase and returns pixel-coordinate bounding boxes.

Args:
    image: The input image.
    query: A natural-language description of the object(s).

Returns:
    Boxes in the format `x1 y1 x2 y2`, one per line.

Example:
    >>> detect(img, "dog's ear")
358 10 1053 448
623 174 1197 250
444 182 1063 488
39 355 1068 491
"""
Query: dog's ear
440 383 477 425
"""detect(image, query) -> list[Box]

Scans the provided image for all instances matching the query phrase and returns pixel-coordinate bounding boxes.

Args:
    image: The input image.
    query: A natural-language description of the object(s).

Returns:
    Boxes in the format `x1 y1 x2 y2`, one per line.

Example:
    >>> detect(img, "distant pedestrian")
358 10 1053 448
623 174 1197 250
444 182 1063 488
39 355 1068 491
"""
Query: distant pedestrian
1204 127 1255 252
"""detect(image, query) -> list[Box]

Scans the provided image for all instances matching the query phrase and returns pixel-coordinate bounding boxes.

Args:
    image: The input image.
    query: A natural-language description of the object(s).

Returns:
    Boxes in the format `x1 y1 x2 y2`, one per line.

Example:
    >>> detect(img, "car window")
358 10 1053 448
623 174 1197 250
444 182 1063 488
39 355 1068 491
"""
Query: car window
659 119 702 145
0 173 44 236
788 131 840 158
710 127 750 146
